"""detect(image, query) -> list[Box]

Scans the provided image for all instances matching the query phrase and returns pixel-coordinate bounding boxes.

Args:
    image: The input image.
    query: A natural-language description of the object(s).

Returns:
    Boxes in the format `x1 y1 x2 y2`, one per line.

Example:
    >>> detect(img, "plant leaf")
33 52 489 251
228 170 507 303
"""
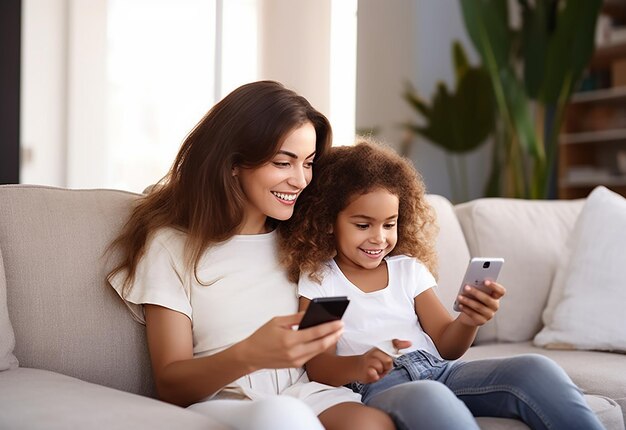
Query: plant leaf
520 0 555 98
453 40 470 83
540 0 601 103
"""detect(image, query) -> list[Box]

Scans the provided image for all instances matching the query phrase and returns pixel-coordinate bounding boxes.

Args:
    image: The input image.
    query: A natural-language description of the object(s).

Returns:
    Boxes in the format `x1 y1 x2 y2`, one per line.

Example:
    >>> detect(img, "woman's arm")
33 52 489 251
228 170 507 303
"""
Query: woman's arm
144 304 344 407
415 281 505 359
298 298 393 387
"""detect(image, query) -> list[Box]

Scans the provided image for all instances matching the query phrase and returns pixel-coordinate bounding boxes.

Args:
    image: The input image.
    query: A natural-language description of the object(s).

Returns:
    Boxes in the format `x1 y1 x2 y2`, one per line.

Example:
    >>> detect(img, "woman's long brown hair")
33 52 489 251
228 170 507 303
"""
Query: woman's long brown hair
107 80 332 295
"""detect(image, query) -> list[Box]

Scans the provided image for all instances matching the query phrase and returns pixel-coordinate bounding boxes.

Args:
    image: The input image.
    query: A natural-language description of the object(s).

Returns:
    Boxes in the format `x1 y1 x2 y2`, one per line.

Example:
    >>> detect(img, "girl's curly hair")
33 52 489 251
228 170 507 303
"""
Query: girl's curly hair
278 139 439 284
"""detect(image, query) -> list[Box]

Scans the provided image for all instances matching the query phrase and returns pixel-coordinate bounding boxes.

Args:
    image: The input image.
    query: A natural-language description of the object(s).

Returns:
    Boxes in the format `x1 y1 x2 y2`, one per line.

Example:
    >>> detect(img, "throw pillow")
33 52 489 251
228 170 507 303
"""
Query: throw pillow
534 186 626 351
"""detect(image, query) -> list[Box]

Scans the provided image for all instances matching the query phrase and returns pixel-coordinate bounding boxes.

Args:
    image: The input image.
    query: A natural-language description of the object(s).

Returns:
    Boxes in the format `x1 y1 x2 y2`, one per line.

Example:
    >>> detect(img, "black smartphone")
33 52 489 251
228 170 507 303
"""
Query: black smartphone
298 296 350 330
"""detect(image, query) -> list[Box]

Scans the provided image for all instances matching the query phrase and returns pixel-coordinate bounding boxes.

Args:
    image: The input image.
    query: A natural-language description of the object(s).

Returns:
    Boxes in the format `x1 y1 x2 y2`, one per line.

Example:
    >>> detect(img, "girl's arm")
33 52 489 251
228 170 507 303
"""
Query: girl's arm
298 298 393 387
144 304 344 407
414 281 506 359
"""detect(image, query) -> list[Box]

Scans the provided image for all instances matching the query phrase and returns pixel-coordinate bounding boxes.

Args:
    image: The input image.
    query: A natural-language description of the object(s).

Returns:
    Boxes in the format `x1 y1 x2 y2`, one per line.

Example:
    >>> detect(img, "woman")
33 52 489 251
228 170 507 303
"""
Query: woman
107 81 393 430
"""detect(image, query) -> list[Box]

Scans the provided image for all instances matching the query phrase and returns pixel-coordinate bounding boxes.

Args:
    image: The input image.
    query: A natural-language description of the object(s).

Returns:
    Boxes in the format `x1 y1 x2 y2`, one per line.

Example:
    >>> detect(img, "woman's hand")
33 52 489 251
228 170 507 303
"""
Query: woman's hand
239 312 344 372
353 348 394 384
456 280 506 327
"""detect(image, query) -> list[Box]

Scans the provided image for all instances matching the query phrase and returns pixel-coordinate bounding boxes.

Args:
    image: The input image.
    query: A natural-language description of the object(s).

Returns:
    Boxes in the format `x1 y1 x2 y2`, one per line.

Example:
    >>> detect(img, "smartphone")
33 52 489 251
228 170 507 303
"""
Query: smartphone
298 296 350 330
453 257 504 312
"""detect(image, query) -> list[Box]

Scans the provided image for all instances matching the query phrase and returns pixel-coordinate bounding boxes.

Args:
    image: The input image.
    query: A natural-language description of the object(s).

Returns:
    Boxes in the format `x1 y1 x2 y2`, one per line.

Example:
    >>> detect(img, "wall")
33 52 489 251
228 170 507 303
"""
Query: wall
356 0 493 202
20 0 68 186
259 0 357 146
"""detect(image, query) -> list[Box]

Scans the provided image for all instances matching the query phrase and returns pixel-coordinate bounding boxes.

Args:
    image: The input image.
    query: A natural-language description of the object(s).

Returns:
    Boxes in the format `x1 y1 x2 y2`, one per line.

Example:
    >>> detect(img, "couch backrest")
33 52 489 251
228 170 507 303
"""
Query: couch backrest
0 246 19 371
455 197 584 343
0 185 155 396
425 195 471 315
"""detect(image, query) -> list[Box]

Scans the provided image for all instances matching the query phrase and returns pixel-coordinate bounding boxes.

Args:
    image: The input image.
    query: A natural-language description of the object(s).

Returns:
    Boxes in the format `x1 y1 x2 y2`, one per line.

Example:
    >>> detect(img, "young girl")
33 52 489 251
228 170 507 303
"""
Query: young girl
278 140 604 430
106 82 394 430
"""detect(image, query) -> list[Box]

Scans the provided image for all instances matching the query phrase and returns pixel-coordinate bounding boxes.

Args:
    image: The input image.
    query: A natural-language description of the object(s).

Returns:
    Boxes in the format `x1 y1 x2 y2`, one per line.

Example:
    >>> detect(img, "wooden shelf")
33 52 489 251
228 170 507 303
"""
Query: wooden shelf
558 1 626 199
590 42 626 70
570 86 626 103
561 176 626 187
603 0 626 23
560 128 626 144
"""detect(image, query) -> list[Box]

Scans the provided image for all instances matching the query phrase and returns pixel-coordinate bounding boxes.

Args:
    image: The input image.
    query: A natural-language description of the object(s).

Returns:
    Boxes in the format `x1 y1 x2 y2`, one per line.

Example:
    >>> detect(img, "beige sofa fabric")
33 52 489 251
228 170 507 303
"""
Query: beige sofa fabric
0 247 18 371
425 195 471 316
454 198 584 343
0 185 154 396
2 186 623 429
0 367 226 430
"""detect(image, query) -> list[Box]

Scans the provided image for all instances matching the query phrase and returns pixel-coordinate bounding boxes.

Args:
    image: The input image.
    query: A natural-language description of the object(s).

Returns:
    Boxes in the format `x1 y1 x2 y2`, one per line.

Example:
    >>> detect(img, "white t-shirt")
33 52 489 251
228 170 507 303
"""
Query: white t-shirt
298 255 442 359
109 227 298 358
109 227 361 409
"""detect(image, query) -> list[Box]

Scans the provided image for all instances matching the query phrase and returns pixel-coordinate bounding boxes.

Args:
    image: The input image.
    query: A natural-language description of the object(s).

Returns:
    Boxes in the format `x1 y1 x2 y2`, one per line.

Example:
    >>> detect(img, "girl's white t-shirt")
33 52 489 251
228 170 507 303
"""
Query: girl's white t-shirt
298 255 442 359
109 227 298 358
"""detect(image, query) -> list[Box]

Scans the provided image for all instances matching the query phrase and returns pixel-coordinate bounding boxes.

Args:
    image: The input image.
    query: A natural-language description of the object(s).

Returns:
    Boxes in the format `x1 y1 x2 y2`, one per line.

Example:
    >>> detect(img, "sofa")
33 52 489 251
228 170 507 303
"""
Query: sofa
0 184 624 429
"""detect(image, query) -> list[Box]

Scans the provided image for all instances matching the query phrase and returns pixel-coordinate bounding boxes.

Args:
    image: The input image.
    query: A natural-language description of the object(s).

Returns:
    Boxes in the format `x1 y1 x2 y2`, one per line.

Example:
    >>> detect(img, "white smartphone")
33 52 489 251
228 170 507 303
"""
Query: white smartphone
453 257 504 312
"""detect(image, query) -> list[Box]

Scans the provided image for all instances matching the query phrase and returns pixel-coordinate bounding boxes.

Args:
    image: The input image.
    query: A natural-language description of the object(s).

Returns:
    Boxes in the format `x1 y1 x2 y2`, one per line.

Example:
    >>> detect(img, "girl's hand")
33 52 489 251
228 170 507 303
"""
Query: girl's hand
354 348 394 384
240 312 344 371
456 280 506 327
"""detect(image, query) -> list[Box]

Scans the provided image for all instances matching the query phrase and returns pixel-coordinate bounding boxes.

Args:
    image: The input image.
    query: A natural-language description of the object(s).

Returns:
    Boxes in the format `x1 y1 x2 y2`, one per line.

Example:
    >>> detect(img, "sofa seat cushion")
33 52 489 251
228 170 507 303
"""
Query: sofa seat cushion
463 342 625 429
0 367 226 430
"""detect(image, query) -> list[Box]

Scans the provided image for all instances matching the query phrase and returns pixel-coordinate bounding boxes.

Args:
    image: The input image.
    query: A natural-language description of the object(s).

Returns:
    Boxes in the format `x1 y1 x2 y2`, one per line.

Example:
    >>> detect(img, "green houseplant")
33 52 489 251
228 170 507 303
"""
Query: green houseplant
404 0 602 200
460 0 602 198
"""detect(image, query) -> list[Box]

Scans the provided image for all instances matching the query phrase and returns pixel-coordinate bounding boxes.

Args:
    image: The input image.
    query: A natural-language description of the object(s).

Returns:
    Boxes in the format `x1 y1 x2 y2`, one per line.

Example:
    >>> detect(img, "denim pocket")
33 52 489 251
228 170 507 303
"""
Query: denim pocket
396 350 449 381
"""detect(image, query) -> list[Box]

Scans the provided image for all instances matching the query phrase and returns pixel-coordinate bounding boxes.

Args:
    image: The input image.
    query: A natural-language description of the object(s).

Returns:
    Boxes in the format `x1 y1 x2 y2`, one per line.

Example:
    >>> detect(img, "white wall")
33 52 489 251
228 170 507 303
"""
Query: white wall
21 0 357 189
356 0 414 149
20 0 68 187
66 0 108 188
259 0 357 146
356 0 493 202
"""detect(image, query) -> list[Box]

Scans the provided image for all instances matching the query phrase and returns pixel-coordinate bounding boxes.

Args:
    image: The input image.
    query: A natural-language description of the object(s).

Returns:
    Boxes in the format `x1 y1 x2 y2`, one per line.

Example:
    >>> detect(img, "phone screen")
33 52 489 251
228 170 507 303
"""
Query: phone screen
298 296 350 330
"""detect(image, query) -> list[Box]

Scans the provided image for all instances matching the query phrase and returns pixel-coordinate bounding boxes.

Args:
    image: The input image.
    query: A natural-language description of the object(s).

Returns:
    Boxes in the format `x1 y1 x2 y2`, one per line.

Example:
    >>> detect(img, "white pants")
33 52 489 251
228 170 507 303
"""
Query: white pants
188 396 324 430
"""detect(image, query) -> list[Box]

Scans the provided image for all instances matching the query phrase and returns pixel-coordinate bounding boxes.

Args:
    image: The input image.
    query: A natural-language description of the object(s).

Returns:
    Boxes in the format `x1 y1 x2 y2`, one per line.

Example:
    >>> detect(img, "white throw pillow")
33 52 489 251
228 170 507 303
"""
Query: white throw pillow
534 186 626 351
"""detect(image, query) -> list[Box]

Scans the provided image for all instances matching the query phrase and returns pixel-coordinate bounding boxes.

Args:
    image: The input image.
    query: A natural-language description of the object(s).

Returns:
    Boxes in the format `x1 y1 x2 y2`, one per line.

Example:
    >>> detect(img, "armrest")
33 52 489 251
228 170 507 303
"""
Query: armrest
0 368 227 429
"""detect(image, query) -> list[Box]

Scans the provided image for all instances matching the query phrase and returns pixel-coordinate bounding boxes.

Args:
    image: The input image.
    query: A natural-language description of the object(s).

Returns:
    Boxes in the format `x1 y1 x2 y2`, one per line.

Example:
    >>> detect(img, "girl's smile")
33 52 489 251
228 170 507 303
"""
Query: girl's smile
333 188 399 272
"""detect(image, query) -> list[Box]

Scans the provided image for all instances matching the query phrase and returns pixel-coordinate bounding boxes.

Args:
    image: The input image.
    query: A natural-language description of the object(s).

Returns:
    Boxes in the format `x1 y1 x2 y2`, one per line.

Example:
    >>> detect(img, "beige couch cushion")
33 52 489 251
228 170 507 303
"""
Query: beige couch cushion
425 195 472 316
535 186 626 352
0 247 18 371
0 367 226 430
0 185 154 396
455 198 584 343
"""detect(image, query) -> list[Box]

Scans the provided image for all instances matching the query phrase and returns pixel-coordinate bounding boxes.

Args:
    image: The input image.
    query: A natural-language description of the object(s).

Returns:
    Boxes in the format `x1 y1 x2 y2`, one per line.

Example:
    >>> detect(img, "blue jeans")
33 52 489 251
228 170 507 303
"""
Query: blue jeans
349 351 604 430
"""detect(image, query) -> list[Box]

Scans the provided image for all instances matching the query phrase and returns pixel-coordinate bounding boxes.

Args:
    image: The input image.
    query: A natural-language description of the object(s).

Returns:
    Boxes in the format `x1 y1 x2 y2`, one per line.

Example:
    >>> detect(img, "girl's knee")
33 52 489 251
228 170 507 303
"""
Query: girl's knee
510 354 569 381
368 381 477 430
370 381 462 411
